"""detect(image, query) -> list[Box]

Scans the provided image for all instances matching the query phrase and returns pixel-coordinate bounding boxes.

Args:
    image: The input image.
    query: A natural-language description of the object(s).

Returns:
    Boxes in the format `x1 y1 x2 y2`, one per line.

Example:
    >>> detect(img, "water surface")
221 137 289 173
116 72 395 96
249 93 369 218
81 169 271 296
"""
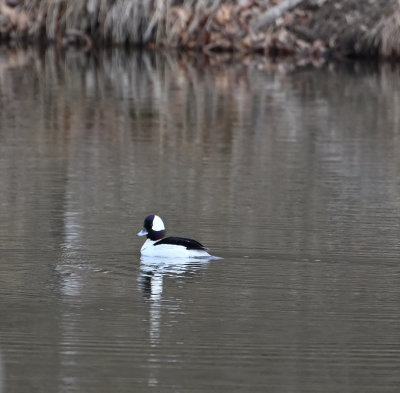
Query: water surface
0 49 400 392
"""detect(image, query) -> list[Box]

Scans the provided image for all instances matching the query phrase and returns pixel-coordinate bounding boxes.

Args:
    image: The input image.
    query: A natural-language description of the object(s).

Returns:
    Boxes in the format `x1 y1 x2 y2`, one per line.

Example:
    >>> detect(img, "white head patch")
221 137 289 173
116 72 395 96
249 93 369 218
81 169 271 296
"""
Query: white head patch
152 215 165 231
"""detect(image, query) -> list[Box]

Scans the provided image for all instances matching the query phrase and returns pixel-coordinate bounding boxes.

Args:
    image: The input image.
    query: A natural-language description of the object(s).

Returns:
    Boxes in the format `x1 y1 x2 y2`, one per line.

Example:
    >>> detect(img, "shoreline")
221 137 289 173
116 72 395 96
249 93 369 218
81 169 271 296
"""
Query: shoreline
0 0 399 60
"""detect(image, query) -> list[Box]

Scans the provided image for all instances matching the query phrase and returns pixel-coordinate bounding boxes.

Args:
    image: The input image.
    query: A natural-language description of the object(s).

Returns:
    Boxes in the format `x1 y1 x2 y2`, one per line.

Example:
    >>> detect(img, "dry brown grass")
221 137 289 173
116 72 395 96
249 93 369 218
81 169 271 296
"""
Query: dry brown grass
1 0 312 55
4 0 225 46
1 0 400 59
368 1 400 58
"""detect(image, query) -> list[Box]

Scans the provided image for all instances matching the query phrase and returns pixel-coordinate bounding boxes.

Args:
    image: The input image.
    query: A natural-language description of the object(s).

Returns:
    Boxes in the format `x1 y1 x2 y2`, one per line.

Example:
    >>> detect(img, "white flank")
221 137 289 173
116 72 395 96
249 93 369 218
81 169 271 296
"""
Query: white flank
140 239 212 258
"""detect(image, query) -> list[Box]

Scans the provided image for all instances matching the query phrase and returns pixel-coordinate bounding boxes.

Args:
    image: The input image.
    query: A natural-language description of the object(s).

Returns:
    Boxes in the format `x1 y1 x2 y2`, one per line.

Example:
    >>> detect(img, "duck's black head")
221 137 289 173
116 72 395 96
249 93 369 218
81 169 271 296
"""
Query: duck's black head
137 215 166 241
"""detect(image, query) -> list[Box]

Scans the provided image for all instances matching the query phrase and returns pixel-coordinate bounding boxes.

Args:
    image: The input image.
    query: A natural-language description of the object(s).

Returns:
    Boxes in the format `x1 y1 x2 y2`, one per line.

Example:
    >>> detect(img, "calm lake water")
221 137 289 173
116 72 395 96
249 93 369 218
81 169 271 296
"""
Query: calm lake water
0 48 400 392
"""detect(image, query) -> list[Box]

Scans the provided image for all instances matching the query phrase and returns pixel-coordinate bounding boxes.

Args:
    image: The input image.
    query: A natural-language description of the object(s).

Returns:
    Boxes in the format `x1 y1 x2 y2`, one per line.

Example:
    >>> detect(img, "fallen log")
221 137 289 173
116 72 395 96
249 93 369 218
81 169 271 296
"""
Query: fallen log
251 0 305 31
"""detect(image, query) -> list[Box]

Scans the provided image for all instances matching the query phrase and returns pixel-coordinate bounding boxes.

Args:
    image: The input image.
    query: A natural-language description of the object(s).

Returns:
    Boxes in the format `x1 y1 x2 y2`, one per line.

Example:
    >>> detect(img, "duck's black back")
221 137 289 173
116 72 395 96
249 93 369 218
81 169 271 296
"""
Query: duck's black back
154 237 207 250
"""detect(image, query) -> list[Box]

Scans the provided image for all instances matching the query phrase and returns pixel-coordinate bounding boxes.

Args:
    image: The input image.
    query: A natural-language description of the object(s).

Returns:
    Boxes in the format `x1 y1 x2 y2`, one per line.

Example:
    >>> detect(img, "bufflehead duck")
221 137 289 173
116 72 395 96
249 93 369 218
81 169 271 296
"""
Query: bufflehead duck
137 215 212 258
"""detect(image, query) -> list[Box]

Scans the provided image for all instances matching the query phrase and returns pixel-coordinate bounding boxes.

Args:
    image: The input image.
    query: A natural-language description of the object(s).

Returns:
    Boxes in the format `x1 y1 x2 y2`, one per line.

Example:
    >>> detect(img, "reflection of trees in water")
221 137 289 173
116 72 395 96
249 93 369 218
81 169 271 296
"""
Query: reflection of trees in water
1 48 400 260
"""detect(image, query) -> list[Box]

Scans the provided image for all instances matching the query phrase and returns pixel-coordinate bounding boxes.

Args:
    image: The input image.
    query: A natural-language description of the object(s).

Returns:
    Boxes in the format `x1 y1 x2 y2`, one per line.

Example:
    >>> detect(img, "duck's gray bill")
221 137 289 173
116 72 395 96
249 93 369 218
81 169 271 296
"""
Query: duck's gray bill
137 229 148 236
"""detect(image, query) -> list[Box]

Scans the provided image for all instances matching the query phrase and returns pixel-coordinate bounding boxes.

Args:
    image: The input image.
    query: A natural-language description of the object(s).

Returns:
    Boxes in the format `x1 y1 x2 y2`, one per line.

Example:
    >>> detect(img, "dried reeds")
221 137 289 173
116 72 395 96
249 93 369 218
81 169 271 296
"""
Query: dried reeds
368 1 400 58
1 0 399 59
1 0 225 46
0 0 324 57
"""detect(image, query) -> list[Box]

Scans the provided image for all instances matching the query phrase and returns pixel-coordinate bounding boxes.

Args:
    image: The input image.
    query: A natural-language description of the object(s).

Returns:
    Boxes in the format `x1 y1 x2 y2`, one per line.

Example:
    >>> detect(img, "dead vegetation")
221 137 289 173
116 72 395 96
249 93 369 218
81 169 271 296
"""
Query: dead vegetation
0 0 400 59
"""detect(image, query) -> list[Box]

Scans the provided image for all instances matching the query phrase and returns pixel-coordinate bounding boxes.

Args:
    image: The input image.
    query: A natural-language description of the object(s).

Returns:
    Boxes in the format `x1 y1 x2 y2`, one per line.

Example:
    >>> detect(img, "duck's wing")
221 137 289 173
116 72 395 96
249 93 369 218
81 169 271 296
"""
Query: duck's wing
154 237 208 250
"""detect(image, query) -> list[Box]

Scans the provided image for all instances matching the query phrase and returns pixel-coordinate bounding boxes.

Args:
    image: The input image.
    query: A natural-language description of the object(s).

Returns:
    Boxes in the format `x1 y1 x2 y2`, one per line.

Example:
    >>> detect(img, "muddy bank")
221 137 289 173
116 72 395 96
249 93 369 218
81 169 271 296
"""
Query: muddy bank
0 0 399 59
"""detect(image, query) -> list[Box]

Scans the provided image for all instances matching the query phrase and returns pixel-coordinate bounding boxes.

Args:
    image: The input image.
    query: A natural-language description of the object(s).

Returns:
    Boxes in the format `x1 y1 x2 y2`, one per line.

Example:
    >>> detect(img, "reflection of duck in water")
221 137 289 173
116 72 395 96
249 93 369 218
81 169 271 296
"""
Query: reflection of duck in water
137 215 216 258
139 255 213 299
138 256 213 389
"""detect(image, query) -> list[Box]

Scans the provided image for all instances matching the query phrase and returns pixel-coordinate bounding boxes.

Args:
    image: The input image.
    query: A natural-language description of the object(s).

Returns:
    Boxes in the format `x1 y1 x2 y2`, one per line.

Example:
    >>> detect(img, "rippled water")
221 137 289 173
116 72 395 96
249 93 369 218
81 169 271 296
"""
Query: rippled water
0 49 400 392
